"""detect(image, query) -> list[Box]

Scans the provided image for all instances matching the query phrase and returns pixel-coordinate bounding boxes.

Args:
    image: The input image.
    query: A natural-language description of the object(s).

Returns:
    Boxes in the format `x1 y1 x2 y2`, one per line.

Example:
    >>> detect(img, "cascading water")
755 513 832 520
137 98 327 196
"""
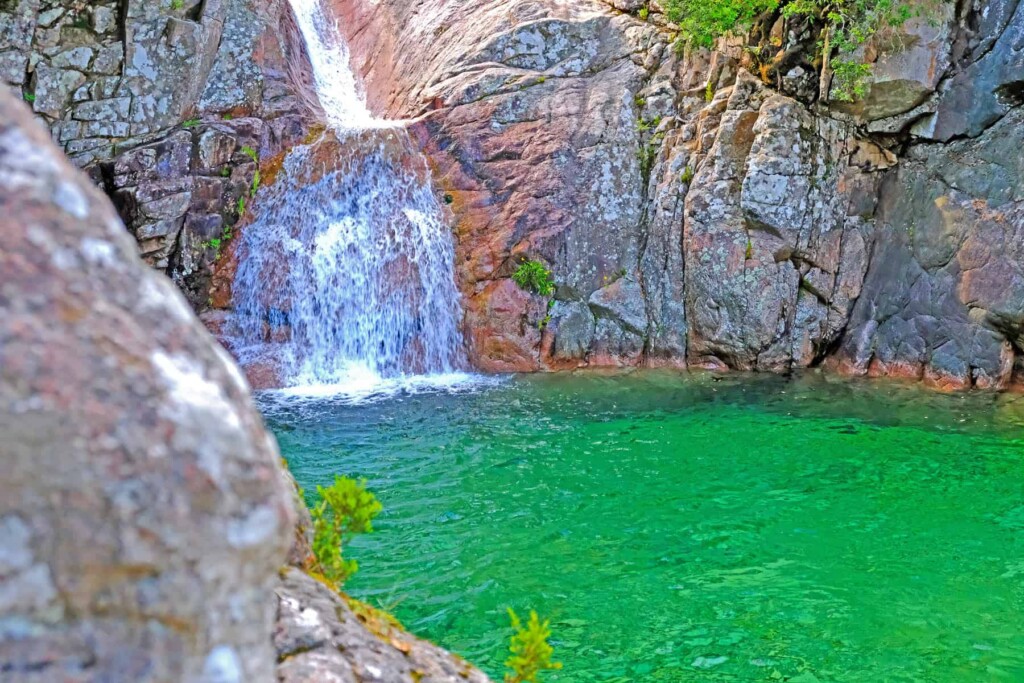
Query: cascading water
227 0 467 394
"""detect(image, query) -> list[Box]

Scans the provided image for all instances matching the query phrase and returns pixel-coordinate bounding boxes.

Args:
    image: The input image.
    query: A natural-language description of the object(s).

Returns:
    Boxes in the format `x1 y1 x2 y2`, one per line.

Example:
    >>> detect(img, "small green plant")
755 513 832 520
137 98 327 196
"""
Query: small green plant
309 476 382 587
182 118 200 128
638 6 649 20
222 113 233 120
634 95 646 108
512 260 555 297
170 0 183 10
220 166 231 177
705 80 714 102
22 92 35 103
680 165 694 184
236 195 246 216
250 168 261 197
829 58 873 101
636 115 661 133
745 238 754 260
201 225 235 259
240 145 258 163
504 609 562 683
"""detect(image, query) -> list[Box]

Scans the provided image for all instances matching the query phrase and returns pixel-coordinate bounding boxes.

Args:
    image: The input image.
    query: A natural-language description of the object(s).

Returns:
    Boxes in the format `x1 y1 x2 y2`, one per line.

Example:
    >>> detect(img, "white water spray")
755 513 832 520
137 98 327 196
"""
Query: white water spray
227 0 467 393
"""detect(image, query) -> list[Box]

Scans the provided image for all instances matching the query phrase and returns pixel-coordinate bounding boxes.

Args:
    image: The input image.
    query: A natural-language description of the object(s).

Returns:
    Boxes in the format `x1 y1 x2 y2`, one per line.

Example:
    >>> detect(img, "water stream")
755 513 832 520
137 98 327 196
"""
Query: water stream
227 0 466 394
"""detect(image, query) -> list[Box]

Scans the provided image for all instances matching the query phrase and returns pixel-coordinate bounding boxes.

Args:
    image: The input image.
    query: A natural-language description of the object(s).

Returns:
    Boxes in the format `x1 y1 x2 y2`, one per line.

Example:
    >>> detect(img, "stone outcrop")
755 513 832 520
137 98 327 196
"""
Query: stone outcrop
0 85 295 682
275 569 492 683
0 86 494 682
333 0 1024 388
0 0 315 309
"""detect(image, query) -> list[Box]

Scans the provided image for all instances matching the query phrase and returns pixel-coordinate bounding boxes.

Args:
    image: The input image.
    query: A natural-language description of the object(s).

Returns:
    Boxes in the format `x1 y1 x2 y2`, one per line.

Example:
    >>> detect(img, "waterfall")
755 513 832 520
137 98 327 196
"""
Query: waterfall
226 0 466 394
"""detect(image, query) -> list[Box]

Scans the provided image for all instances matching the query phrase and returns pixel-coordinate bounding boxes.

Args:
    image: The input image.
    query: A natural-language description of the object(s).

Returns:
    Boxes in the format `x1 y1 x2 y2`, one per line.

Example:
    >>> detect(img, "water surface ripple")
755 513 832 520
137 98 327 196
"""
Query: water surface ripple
263 372 1024 682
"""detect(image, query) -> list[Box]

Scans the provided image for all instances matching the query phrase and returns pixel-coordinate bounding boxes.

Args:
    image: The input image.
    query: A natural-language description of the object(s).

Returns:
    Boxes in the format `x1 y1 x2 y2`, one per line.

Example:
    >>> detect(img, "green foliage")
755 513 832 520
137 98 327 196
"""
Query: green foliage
782 0 916 101
830 58 873 100
309 476 382 587
220 166 231 177
504 609 562 683
236 195 246 216
680 166 695 184
638 6 649 20
665 0 779 49
170 0 183 10
513 260 556 297
22 92 35 103
250 168 261 197
182 118 200 129
201 225 234 259
665 0 918 102
705 80 715 102
240 144 259 163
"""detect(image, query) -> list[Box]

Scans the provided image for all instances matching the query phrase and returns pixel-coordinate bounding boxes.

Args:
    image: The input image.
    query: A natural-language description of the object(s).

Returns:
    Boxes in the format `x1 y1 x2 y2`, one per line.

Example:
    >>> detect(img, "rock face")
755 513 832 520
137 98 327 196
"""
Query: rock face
0 0 315 308
0 87 295 682
334 0 1024 388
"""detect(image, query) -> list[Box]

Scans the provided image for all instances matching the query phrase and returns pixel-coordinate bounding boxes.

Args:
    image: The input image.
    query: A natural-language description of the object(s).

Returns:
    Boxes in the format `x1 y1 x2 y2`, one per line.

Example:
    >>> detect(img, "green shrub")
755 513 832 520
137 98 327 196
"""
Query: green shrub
309 476 382 587
240 145 259 163
182 118 200 129
665 0 779 49
680 165 695 184
504 609 561 683
782 0 915 101
638 6 649 20
665 0 917 102
513 260 555 297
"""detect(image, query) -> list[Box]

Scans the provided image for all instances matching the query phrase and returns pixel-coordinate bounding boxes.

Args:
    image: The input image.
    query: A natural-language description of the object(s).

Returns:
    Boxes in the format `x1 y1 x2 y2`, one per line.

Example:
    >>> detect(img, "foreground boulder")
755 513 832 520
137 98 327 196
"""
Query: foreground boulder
0 86 296 680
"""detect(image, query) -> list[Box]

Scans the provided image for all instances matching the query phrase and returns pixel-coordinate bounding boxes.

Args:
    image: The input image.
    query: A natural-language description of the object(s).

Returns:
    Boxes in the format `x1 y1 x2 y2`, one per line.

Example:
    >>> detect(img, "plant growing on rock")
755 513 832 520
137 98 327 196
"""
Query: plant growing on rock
781 0 915 101
666 0 779 49
309 476 382 587
513 260 556 297
665 0 918 102
504 609 561 683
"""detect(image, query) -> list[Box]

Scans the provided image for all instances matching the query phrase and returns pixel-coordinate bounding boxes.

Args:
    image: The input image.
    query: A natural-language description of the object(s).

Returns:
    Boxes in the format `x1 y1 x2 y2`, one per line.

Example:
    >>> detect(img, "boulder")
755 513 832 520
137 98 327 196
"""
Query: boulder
0 86 295 681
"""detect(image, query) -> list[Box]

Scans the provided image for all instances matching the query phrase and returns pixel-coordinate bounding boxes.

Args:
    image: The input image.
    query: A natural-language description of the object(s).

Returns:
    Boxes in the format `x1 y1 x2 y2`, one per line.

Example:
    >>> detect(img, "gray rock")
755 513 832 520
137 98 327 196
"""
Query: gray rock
549 300 595 361
30 65 86 118
50 46 93 70
274 569 493 683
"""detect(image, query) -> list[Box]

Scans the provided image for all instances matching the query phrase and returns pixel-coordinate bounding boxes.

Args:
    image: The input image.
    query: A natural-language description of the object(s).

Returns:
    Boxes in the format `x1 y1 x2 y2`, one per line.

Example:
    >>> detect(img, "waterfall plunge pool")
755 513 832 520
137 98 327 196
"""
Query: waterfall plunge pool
262 371 1024 681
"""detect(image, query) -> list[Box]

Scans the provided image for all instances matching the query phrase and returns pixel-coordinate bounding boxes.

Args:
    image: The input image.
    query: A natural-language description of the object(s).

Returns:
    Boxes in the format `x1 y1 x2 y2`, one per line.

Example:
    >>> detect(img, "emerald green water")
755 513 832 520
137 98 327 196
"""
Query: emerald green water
263 372 1024 682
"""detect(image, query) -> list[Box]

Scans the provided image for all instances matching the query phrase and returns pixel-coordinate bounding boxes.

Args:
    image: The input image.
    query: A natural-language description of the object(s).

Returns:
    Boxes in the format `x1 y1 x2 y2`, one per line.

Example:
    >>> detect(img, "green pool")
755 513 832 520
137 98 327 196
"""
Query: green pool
262 371 1024 682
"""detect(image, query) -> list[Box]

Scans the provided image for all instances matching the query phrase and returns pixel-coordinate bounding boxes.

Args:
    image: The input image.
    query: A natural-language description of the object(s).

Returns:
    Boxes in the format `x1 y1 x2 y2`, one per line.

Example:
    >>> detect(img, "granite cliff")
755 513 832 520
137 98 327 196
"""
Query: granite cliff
1 0 1022 390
